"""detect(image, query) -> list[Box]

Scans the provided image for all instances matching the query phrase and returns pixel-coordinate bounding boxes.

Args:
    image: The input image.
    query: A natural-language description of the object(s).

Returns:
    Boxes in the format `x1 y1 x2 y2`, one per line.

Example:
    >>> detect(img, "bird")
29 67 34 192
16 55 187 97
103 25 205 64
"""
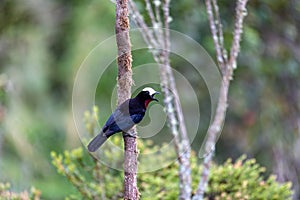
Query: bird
87 87 159 152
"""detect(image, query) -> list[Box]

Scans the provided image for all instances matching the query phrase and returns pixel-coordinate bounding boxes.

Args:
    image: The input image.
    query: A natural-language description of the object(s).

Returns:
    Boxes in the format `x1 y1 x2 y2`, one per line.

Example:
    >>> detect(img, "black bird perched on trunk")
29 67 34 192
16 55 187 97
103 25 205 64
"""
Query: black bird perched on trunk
87 87 159 152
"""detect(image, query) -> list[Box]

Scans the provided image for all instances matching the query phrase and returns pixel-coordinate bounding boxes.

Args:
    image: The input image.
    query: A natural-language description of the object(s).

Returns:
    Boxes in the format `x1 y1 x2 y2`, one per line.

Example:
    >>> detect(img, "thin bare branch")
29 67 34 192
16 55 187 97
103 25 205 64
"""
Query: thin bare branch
205 0 226 73
193 0 248 199
229 0 249 70
154 1 162 23
145 0 164 46
193 75 230 200
162 0 192 199
145 0 156 27
212 0 228 68
162 0 170 54
154 1 165 49
129 0 158 49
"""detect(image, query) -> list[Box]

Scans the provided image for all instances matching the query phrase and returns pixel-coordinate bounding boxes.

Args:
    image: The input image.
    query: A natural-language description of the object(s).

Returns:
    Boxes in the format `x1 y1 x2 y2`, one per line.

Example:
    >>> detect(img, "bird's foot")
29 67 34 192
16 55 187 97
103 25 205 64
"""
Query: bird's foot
123 132 138 138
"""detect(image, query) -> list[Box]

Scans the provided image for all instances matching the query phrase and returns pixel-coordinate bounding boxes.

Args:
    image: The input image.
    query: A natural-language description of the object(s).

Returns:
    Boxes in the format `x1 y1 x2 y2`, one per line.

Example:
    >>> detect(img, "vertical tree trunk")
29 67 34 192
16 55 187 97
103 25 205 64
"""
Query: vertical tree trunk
115 0 139 199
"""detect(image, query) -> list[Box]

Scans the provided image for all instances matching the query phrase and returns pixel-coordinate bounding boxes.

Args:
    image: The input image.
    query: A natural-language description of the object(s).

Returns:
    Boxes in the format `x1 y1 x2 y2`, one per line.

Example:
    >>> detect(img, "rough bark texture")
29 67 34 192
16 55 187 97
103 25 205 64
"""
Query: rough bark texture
115 0 139 199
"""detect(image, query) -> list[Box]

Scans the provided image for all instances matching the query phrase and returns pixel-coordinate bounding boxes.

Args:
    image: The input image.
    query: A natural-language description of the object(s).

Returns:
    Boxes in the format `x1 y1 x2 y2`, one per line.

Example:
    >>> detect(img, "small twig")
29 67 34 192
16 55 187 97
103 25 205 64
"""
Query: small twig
145 0 156 26
154 0 162 23
129 1 162 63
228 0 248 70
205 0 226 74
154 1 165 50
129 0 158 49
162 0 170 54
212 0 228 69
144 0 162 45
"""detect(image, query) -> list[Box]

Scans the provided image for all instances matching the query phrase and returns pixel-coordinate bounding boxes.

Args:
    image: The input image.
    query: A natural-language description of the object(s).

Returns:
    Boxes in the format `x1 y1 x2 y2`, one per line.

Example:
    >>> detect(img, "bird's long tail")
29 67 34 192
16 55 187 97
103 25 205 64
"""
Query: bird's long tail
87 132 108 152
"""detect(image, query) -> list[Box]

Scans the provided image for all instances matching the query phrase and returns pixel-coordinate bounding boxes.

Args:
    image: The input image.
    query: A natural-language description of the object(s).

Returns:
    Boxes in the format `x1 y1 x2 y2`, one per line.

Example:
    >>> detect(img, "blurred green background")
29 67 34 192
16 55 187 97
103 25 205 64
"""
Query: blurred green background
0 0 299 199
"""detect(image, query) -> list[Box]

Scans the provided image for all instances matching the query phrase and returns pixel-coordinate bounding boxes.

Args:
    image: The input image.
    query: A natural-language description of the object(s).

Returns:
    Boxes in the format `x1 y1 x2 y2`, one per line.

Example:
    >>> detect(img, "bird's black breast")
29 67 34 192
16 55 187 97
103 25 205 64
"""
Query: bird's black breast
129 98 146 123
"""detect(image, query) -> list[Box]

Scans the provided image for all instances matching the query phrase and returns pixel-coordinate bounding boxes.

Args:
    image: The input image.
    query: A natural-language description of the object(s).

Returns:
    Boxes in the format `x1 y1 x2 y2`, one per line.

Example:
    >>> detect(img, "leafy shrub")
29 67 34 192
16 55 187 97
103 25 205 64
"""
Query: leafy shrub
51 146 292 200
50 107 292 199
0 182 41 200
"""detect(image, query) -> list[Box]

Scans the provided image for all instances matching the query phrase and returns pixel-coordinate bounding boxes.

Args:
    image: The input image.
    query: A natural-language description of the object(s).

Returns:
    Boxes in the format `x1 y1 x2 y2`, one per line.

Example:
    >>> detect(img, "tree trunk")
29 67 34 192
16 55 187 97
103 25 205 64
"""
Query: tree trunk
115 0 139 199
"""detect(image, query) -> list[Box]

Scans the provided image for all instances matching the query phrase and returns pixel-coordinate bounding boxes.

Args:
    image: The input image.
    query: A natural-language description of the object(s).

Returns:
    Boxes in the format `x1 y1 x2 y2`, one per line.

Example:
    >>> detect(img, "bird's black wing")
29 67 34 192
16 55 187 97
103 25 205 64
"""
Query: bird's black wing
88 110 144 152
104 112 145 137
87 102 130 152
102 100 140 137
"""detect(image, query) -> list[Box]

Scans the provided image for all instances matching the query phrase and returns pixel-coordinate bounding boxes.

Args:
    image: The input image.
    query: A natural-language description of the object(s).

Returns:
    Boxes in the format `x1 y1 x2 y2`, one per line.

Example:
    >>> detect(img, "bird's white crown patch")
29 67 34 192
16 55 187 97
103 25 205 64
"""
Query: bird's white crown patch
142 87 157 96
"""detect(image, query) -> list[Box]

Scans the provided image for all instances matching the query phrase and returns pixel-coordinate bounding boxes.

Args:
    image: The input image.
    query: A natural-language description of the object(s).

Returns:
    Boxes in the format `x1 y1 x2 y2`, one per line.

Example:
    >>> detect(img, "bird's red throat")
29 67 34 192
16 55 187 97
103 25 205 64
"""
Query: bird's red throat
145 99 152 108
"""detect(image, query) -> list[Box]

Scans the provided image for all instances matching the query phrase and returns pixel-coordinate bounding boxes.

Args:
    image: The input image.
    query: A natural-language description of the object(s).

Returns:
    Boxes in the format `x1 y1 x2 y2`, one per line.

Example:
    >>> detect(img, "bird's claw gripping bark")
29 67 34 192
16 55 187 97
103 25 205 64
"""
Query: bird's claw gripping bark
123 132 138 138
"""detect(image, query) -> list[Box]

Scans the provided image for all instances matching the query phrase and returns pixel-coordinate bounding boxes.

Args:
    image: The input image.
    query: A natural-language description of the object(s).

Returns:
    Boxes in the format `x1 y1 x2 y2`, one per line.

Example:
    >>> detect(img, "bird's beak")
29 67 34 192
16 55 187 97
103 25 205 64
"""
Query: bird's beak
151 91 160 102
